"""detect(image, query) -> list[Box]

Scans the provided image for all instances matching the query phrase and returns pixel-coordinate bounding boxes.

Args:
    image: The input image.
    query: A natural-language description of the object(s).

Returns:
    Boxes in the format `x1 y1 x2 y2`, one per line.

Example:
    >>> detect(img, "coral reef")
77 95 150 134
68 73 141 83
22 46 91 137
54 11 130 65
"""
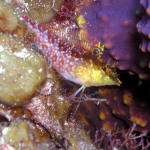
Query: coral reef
6 0 64 24
0 69 98 150
0 33 46 105
78 0 150 79
98 86 150 132
0 1 18 33
137 0 150 70
71 86 150 149
0 0 149 150
0 119 57 150
25 70 98 150
94 123 150 150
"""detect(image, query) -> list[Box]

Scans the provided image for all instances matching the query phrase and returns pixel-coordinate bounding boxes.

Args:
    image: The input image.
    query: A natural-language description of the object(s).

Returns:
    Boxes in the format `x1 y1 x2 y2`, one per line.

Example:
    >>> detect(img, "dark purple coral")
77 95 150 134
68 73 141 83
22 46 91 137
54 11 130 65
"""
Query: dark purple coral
80 0 150 78
137 0 150 69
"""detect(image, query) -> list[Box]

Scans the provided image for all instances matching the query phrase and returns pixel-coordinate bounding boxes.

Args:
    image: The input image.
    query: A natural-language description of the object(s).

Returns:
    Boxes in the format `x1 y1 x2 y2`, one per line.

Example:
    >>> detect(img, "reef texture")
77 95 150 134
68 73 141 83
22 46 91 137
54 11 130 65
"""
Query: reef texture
0 119 57 150
137 0 150 70
6 0 64 24
0 69 98 150
0 0 150 150
1 69 150 150
79 0 150 79
0 33 46 106
98 87 150 132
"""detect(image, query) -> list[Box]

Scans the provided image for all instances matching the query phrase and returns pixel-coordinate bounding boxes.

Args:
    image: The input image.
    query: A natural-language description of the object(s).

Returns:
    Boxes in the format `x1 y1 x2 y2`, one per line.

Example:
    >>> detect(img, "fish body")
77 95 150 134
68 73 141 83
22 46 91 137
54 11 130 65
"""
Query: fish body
22 17 120 87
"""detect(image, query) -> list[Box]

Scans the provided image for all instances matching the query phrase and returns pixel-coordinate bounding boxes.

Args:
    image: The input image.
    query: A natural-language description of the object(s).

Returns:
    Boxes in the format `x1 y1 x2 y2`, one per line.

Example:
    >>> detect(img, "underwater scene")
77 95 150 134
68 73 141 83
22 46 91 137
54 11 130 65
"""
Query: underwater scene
0 0 150 149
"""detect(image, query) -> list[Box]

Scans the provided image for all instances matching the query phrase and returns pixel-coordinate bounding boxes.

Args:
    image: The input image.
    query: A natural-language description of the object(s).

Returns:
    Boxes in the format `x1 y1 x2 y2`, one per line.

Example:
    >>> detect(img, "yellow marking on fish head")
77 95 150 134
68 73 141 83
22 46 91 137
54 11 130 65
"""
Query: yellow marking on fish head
73 59 121 87
76 15 120 87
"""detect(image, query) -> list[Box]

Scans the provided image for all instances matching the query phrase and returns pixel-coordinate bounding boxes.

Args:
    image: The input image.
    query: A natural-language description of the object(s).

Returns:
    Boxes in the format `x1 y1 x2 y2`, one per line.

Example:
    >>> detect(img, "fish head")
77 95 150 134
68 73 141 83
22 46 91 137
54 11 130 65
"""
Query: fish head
72 59 121 87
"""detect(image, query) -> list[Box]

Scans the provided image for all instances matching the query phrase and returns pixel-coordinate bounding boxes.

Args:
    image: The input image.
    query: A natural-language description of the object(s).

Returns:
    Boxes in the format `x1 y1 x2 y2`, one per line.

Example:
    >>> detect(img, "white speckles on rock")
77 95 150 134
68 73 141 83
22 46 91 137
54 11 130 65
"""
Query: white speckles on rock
0 45 4 52
38 68 43 73
0 66 5 74
0 33 46 105
28 69 32 73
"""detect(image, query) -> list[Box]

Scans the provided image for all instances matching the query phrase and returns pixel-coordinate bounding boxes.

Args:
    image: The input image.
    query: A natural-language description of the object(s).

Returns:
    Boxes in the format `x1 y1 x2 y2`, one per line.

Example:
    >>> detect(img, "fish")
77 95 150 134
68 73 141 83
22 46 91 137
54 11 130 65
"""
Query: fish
21 16 120 89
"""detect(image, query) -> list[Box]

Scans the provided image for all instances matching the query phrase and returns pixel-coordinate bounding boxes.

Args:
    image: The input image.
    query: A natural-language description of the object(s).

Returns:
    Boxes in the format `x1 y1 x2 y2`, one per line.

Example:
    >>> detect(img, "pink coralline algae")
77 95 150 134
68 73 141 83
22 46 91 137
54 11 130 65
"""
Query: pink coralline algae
79 0 150 79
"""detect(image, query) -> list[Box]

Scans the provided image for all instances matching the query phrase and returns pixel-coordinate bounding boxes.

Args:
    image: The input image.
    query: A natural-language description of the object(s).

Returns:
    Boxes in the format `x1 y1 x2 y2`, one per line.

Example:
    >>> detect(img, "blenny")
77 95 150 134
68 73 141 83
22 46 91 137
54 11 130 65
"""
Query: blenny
21 16 120 89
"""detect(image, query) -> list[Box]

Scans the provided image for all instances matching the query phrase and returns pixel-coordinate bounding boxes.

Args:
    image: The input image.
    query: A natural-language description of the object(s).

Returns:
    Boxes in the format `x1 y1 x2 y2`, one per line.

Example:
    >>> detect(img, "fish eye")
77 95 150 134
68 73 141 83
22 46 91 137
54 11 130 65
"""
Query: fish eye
93 48 100 55
103 67 106 71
